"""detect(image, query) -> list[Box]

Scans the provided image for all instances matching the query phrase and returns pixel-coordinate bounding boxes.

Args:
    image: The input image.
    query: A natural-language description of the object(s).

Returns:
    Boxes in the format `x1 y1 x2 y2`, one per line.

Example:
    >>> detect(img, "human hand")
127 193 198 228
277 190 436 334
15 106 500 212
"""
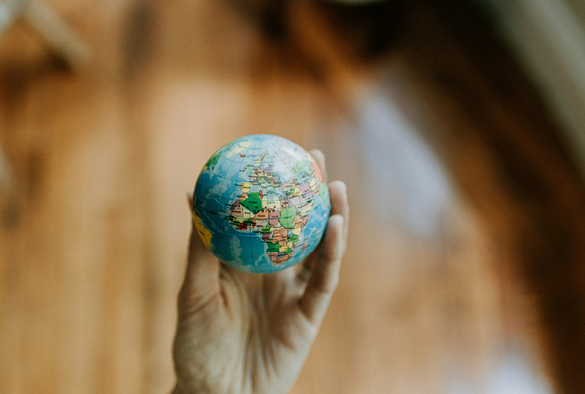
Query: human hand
171 150 349 394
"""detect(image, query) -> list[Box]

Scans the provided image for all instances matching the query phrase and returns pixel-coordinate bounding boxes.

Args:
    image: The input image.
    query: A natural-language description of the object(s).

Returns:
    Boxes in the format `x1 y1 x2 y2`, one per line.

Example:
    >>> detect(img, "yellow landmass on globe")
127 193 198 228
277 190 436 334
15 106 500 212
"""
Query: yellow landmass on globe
310 178 319 194
192 212 213 248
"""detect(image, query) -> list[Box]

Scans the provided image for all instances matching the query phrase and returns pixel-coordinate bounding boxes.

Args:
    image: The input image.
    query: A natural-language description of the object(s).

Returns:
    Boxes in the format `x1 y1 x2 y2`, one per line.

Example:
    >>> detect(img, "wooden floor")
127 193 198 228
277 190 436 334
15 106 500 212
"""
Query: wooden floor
1 0 577 393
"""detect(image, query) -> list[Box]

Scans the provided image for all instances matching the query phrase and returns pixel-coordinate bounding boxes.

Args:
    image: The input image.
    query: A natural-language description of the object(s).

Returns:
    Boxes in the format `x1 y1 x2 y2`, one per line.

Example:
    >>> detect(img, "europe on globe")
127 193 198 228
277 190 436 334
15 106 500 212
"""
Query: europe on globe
192 134 331 274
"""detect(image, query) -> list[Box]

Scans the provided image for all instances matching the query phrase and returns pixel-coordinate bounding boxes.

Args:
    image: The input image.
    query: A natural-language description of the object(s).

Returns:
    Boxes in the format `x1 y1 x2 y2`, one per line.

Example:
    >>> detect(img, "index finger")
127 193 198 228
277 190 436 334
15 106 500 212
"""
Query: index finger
298 180 349 325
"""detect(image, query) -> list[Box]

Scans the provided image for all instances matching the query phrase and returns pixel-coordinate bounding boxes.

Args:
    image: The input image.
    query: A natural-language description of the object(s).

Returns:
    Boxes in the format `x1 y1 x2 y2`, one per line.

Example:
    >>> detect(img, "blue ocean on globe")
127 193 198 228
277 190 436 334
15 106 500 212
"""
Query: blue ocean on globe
192 134 331 274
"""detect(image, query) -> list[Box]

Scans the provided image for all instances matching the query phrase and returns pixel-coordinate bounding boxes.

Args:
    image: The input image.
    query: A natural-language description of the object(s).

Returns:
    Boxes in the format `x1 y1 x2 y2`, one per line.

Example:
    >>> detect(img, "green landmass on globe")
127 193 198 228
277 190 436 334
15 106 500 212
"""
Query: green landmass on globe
192 134 331 274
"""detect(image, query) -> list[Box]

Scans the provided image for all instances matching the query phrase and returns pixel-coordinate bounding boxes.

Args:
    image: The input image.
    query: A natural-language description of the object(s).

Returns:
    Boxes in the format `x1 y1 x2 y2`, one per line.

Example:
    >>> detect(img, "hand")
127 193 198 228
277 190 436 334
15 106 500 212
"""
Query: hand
171 150 349 394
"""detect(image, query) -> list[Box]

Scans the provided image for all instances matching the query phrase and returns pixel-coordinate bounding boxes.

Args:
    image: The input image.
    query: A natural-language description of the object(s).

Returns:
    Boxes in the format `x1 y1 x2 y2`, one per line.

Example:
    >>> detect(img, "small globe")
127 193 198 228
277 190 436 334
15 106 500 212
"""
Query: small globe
193 134 331 274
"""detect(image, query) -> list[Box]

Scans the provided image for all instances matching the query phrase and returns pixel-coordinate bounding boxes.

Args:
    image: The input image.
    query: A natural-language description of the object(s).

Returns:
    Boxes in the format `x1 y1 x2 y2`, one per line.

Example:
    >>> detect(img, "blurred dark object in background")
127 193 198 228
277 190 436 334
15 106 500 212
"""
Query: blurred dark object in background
230 0 409 60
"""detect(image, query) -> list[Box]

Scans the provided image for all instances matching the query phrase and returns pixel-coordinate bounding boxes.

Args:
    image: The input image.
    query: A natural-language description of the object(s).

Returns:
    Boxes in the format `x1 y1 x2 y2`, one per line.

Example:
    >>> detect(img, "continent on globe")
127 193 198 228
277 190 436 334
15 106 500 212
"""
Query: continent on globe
193 134 331 274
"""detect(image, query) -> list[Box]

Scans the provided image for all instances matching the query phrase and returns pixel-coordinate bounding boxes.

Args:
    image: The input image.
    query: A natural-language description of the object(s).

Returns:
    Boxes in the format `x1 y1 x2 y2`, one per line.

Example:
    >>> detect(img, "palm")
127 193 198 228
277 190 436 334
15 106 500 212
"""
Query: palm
172 151 349 394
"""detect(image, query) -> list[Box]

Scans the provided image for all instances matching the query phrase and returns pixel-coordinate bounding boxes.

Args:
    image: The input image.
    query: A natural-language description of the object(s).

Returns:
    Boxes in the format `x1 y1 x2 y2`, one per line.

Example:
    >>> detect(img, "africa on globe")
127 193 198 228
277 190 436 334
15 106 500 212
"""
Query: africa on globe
192 134 331 274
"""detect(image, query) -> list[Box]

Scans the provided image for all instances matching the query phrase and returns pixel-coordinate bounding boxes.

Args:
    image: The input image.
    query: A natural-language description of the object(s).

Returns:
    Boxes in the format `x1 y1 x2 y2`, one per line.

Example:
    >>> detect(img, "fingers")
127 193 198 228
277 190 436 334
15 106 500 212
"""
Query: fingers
180 194 220 304
328 180 349 253
310 150 350 252
298 180 349 275
299 214 345 326
298 176 349 325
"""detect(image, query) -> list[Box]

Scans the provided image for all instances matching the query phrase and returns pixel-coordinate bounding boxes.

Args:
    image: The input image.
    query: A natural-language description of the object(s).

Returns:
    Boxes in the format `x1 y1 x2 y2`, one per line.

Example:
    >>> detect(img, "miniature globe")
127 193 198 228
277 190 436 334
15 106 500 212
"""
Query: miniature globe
192 134 331 274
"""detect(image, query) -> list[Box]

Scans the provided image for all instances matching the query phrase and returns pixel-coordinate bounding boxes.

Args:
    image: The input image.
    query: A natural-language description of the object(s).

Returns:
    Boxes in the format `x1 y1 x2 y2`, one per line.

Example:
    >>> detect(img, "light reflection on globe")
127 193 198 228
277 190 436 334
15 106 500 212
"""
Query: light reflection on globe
192 134 331 274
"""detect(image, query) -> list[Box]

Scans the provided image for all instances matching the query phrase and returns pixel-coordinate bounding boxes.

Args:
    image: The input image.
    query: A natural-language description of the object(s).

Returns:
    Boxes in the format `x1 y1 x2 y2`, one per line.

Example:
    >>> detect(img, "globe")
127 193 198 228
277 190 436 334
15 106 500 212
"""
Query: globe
192 134 331 274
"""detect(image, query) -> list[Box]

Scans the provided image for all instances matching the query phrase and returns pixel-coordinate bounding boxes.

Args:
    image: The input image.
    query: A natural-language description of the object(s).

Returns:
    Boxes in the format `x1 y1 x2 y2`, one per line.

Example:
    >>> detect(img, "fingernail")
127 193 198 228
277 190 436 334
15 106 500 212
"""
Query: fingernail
329 213 344 225
331 180 347 194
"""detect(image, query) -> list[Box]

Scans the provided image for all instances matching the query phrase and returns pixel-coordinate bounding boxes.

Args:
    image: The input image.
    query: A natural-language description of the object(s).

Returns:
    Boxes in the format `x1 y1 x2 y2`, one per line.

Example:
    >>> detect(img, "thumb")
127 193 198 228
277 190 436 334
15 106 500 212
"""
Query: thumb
180 193 220 304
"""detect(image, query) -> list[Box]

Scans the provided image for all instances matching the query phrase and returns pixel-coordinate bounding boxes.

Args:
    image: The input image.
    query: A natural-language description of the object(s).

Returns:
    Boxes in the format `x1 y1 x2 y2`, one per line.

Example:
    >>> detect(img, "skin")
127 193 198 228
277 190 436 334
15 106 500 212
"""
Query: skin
171 150 350 394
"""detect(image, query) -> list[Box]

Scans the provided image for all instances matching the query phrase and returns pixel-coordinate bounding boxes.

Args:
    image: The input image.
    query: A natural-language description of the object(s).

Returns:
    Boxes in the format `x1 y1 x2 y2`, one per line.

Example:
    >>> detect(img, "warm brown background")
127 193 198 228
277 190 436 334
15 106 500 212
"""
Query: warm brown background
1 0 583 393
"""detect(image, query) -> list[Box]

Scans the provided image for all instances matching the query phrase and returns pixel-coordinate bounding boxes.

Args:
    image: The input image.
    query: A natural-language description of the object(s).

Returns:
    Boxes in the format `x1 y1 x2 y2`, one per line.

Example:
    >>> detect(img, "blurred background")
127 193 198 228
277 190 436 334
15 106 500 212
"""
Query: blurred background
1 0 585 393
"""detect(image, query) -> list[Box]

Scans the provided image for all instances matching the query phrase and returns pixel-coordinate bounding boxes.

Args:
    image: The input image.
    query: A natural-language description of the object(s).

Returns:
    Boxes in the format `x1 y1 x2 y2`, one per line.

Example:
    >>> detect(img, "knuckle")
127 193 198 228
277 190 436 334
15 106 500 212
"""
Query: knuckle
323 277 339 294
177 288 220 318
177 286 195 310
315 275 339 295
177 284 202 310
